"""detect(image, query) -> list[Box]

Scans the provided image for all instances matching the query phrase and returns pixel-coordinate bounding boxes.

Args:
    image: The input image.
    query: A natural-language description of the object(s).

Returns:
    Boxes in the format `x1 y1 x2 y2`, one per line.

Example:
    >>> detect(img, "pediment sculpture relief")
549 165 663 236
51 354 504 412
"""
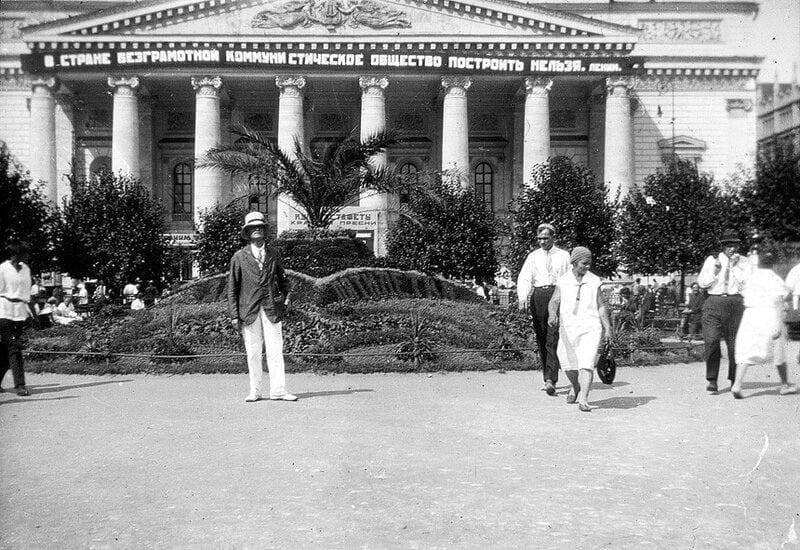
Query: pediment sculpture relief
252 0 411 31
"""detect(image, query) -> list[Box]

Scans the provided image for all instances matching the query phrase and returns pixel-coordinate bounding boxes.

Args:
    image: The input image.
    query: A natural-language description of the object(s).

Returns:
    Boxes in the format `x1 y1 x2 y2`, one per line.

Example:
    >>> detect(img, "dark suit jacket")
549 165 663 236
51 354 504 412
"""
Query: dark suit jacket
227 244 290 325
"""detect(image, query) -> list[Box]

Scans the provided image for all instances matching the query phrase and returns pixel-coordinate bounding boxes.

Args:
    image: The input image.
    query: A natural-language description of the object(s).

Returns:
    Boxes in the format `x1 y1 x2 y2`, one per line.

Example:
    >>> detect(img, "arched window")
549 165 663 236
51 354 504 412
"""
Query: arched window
398 162 418 204
248 174 269 214
172 163 193 221
89 156 111 175
473 162 493 210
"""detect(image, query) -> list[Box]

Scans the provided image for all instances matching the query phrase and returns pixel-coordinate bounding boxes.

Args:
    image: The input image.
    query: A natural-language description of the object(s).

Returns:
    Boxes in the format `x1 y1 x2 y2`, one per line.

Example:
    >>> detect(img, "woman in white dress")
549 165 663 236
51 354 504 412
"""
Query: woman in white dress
548 247 614 412
732 252 798 399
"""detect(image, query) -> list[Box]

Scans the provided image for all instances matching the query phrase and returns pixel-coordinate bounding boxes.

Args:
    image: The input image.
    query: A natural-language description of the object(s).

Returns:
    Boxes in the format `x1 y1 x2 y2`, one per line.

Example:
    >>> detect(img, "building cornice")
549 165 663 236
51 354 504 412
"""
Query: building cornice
538 2 759 16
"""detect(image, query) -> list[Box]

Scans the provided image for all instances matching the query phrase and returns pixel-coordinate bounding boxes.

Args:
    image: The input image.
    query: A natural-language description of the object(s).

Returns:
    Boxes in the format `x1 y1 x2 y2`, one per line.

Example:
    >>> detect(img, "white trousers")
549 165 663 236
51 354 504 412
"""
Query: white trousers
241 308 287 397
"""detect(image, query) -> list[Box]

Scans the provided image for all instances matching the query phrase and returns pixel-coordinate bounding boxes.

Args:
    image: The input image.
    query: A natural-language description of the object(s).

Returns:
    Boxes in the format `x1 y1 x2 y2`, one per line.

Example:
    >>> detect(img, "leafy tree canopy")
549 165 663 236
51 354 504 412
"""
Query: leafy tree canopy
386 173 499 282
0 142 57 272
739 144 800 242
55 171 167 288
508 156 617 278
617 156 726 276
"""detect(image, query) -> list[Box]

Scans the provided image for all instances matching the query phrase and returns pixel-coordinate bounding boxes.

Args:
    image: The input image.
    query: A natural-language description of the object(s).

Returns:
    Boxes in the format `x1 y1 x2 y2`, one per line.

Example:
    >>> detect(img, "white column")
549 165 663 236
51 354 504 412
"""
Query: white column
725 98 756 174
522 77 552 186
275 75 306 235
604 78 635 198
359 75 389 256
108 76 140 179
441 75 471 190
29 77 57 204
191 75 223 226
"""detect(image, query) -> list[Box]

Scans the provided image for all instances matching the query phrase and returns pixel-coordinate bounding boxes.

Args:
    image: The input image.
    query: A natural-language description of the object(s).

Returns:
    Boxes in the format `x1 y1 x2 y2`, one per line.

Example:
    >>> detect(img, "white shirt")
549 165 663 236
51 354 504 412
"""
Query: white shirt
786 263 800 296
516 245 571 306
0 260 32 321
123 283 138 296
130 298 145 311
56 301 78 318
250 243 266 269
697 252 750 296
556 269 602 338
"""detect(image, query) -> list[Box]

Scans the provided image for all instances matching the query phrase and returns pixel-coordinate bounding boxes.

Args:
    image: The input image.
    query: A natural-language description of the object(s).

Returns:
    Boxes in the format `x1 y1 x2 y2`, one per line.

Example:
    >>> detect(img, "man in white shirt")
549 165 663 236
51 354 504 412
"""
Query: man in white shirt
0 241 34 396
516 223 571 395
696 229 750 392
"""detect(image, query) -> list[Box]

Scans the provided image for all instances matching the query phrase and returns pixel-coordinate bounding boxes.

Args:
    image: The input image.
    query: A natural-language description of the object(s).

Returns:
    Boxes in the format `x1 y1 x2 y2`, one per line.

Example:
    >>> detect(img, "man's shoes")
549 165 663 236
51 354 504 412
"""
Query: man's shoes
732 389 743 399
779 384 798 395
544 380 556 396
0 386 5 393
16 387 30 397
269 393 298 402
706 381 718 392
244 394 262 402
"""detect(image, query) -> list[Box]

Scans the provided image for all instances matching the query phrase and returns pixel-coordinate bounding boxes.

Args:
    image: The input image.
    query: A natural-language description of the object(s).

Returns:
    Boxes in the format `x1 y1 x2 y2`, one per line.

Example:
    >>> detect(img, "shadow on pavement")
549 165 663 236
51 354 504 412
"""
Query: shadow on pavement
25 380 133 395
590 395 656 410
295 389 374 399
555 381 630 395
0 395 79 406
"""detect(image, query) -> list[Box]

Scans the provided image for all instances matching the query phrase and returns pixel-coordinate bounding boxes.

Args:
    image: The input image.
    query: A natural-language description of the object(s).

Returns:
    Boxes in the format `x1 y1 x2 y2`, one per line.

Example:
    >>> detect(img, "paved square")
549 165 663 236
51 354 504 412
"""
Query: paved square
2 356 799 548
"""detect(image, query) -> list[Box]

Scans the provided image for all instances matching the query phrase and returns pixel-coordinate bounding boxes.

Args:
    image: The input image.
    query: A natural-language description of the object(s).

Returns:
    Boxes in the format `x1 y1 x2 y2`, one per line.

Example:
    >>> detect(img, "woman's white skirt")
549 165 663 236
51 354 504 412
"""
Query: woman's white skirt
735 307 785 366
558 326 602 372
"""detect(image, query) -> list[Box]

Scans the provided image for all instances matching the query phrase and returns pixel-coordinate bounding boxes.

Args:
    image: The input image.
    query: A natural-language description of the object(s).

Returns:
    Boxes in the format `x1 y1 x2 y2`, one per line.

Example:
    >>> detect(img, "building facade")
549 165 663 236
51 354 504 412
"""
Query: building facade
1 0 762 256
757 78 800 155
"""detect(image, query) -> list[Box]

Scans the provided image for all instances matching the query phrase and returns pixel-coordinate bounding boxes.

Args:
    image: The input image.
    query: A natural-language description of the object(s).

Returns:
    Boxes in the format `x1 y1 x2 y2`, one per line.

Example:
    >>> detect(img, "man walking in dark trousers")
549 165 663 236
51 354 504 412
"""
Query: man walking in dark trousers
517 223 571 395
697 230 750 392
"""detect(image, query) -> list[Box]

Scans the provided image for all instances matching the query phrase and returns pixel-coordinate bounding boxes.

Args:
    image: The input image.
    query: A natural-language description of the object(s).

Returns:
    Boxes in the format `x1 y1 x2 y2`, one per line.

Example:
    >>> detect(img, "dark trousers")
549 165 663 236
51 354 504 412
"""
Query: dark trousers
701 295 744 383
0 319 26 389
530 286 560 383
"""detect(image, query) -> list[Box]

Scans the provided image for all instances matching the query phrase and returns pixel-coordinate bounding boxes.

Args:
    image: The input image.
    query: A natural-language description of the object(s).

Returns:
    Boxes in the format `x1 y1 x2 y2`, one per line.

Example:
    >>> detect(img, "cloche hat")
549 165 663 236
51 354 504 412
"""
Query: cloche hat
241 211 268 239
719 229 741 245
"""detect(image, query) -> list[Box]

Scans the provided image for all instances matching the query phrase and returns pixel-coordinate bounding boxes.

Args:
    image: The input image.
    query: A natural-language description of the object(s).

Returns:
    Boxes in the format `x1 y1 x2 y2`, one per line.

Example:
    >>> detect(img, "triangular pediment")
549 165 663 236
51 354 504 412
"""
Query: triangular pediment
22 0 639 40
658 135 707 150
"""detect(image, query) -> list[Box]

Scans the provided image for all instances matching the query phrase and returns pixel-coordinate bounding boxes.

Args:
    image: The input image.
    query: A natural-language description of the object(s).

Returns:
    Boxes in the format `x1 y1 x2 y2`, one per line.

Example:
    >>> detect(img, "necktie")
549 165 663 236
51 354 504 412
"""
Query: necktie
722 258 730 293
545 251 552 284
573 283 585 315
256 248 264 270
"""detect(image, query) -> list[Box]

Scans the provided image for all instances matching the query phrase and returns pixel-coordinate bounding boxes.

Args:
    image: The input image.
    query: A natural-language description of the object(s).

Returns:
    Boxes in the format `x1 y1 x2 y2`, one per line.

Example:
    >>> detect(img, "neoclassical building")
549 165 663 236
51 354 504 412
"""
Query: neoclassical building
1 0 761 257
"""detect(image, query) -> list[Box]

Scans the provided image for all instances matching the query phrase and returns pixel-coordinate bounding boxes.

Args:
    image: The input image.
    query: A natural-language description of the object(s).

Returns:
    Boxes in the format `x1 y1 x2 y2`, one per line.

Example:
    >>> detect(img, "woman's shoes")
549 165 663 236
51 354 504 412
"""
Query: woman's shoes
566 388 578 404
578 402 591 412
779 384 798 395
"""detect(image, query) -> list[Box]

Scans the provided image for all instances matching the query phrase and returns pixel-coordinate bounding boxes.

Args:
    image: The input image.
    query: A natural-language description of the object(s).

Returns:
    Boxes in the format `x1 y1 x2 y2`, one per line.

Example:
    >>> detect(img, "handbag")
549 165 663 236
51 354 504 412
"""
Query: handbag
595 341 617 385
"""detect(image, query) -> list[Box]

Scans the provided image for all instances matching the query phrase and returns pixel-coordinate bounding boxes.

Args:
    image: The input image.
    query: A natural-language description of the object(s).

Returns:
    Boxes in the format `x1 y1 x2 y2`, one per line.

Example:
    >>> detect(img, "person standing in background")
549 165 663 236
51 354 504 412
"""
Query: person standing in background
696 230 751 393
0 241 34 396
517 223 571 396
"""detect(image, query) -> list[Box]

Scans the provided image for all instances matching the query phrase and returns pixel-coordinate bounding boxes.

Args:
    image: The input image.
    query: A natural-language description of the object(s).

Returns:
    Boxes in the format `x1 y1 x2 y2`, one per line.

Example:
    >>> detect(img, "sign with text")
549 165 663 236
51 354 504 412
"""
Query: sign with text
164 232 198 247
22 47 639 75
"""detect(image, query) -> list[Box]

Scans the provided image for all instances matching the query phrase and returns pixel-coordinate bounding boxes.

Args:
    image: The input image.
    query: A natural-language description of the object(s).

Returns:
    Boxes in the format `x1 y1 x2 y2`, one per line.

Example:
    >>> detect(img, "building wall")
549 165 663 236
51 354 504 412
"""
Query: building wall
0 82 32 168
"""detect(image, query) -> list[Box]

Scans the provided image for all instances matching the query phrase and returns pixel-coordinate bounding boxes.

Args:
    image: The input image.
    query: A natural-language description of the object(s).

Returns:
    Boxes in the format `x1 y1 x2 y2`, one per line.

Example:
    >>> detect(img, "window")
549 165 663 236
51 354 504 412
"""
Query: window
248 175 269 213
473 162 493 210
172 163 193 221
398 162 418 204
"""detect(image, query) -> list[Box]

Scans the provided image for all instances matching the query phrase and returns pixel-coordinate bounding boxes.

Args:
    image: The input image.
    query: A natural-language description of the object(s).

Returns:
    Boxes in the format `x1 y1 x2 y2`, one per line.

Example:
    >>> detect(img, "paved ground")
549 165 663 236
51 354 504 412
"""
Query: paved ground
2 353 799 549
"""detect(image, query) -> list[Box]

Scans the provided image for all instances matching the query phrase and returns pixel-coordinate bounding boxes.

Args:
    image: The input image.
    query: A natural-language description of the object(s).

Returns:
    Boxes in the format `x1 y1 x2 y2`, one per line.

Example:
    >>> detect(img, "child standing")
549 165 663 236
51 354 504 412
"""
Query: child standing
732 253 798 399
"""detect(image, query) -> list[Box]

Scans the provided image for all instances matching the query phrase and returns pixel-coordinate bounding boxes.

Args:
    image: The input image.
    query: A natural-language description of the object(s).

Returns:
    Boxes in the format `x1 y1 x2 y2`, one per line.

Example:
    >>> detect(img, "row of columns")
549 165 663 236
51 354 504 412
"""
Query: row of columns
27 74 637 214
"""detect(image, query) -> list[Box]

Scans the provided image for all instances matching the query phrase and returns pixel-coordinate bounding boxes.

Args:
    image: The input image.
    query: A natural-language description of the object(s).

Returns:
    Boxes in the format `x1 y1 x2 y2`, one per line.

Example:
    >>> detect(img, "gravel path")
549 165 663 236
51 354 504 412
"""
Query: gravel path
2 354 799 548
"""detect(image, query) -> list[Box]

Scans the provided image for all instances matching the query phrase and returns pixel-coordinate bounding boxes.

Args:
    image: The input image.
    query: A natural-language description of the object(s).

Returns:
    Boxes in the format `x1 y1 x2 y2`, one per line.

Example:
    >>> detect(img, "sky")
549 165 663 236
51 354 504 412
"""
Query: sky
753 0 800 82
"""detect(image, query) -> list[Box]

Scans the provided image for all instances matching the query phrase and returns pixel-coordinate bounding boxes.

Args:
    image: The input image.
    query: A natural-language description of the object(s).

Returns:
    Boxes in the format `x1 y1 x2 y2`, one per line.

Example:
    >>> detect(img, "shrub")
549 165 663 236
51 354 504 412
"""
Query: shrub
274 228 375 277
195 200 250 275
386 174 499 282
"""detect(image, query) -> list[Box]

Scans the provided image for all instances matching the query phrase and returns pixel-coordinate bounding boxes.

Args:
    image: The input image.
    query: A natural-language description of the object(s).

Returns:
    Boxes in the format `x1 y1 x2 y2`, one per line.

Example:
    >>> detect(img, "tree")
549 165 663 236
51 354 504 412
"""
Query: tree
0 142 57 271
738 144 800 242
386 173 498 282
55 171 167 289
194 200 250 274
617 156 727 292
197 125 402 229
508 156 617 278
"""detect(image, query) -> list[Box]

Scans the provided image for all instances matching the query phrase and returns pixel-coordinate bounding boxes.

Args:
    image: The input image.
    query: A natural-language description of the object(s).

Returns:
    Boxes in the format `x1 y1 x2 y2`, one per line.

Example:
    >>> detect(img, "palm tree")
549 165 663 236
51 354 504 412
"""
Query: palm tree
197 125 401 229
